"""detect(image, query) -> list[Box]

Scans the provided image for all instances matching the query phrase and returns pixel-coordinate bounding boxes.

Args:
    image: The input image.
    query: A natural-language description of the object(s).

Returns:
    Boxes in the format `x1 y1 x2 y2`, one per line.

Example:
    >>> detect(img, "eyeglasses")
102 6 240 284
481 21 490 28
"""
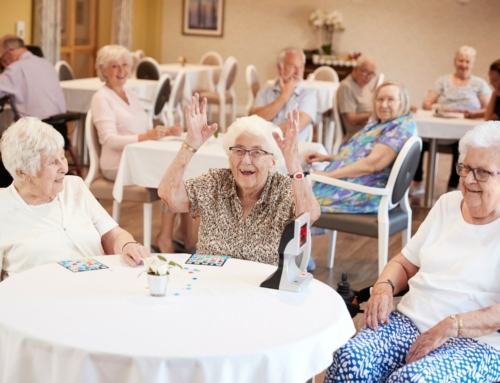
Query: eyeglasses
375 97 400 106
456 163 500 182
360 69 376 77
229 146 273 159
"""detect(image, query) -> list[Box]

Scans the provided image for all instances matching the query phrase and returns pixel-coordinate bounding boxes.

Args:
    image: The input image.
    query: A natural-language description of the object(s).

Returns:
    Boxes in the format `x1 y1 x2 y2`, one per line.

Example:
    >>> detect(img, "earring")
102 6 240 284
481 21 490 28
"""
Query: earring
25 177 30 182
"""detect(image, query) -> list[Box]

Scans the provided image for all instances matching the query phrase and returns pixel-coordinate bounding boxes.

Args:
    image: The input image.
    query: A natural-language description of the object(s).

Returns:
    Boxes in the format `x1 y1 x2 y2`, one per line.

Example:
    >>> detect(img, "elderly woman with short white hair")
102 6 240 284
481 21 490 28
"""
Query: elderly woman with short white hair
91 44 187 253
0 118 149 279
155 94 320 265
324 121 500 382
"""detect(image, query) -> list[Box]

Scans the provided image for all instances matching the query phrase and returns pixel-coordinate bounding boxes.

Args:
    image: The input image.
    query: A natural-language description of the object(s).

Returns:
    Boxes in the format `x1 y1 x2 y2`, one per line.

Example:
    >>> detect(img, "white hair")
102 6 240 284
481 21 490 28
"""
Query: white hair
222 115 283 173
0 117 64 180
95 45 132 82
455 46 477 61
277 47 306 69
459 121 500 162
356 54 376 67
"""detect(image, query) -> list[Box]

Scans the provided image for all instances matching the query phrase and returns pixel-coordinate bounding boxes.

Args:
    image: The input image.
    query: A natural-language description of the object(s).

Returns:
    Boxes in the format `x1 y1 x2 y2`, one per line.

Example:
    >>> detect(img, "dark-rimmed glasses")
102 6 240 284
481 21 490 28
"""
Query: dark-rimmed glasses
456 163 500 182
229 146 273 159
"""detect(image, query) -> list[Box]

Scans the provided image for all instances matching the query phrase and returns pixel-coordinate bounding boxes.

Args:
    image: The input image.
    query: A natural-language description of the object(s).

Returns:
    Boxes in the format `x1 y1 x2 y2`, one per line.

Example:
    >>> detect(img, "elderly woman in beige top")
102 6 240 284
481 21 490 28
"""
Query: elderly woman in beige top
150 94 320 266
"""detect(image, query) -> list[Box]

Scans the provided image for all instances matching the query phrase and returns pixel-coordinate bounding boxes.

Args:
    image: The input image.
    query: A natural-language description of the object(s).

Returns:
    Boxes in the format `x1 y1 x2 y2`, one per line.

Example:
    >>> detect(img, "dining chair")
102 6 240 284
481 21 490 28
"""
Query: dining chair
84 110 161 249
308 66 340 152
309 135 422 275
372 73 385 91
162 70 185 128
55 60 75 81
199 56 238 132
142 74 171 125
199 51 223 87
245 65 260 116
134 57 161 80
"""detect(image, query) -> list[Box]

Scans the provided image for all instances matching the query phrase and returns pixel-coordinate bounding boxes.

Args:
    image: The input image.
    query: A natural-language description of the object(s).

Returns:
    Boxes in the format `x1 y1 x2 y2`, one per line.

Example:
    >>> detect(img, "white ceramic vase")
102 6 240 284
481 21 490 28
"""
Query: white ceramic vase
147 274 169 297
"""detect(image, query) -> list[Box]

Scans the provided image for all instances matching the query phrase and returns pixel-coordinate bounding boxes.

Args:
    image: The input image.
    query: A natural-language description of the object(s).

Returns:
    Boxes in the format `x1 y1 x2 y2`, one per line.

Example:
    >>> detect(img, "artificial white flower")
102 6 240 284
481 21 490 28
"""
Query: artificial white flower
142 256 182 276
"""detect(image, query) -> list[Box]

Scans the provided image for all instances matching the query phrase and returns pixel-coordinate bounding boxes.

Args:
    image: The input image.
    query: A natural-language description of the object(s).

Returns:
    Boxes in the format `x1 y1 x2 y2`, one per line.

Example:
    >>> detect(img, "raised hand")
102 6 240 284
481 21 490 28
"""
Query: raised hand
273 109 300 172
184 93 218 149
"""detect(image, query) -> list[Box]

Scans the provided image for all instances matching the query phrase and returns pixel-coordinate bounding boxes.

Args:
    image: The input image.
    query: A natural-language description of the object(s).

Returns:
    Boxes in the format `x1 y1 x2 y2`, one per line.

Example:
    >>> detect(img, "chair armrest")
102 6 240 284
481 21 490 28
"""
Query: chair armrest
309 173 391 196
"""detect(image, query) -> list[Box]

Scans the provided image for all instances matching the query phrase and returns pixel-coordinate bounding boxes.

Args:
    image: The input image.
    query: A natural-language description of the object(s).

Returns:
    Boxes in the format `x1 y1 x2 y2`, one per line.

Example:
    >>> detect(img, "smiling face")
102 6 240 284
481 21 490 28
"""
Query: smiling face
454 54 474 79
229 133 276 197
489 70 500 92
375 85 401 123
101 55 129 88
29 149 68 201
460 146 500 222
279 51 305 85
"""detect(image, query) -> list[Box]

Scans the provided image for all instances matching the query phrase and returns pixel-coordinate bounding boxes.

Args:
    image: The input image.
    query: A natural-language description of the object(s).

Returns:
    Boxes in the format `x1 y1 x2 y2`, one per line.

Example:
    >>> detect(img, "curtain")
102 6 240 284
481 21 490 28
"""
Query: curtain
113 0 132 49
33 0 61 64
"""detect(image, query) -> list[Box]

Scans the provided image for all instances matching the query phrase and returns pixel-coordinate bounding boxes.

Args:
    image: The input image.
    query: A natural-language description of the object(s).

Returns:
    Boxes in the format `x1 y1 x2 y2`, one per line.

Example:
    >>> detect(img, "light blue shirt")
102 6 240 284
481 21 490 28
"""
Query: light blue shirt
254 84 317 142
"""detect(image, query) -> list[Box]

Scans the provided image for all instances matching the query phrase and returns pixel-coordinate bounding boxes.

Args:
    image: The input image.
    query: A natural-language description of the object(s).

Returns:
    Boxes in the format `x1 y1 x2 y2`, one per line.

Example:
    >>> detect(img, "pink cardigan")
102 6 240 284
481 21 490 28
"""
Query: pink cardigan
91 86 150 171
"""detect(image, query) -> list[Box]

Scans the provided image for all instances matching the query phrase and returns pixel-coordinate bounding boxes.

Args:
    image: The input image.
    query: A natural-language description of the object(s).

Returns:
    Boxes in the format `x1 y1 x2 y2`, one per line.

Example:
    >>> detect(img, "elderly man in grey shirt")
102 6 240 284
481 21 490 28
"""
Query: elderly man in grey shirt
337 55 377 143
251 47 316 142
0 35 66 120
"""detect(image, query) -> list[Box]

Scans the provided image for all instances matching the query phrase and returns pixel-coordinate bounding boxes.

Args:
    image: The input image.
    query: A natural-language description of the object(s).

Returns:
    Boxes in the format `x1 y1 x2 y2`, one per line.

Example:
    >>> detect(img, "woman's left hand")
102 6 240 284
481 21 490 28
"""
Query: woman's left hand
273 109 300 171
122 243 150 267
405 317 455 364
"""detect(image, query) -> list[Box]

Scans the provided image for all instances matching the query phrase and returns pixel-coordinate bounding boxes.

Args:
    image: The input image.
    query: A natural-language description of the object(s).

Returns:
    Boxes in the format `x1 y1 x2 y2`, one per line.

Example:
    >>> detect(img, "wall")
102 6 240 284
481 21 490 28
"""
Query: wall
0 0 32 44
161 0 500 109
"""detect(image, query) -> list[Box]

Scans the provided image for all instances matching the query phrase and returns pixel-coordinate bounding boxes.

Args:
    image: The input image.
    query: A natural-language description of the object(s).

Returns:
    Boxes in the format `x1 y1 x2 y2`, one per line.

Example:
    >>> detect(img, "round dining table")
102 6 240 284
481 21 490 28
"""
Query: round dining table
0 254 355 383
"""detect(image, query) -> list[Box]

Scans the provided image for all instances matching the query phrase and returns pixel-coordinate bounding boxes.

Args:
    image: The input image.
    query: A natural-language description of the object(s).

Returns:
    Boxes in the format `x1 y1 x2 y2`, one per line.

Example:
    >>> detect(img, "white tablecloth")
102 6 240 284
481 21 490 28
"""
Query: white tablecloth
60 77 158 113
0 254 355 383
113 135 329 202
159 63 221 105
415 110 480 139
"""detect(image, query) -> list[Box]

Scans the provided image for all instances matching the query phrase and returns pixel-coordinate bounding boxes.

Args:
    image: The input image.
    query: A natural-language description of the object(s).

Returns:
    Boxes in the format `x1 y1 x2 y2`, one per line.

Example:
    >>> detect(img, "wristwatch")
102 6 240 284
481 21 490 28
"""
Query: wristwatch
289 172 310 180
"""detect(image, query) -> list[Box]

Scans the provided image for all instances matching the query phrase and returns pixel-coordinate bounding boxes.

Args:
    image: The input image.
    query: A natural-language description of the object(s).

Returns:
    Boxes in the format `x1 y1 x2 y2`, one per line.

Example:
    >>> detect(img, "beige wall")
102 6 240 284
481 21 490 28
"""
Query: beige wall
0 0 32 44
162 0 500 110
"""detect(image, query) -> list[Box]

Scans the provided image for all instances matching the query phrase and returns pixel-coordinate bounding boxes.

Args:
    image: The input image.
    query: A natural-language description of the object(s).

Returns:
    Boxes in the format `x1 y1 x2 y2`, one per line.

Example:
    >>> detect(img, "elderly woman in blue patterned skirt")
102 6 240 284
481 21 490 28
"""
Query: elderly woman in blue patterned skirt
324 121 500 382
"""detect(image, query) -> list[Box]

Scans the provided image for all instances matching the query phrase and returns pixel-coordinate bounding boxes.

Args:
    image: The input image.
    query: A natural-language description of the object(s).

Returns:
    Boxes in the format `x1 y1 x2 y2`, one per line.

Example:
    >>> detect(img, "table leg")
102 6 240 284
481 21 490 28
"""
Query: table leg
424 138 437 208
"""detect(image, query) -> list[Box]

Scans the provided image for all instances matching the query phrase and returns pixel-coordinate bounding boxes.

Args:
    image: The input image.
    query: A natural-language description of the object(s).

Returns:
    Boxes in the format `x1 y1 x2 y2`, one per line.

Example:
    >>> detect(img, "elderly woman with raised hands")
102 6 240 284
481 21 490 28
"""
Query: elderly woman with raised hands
306 81 416 214
155 94 320 266
0 118 149 279
324 121 500 383
91 44 189 253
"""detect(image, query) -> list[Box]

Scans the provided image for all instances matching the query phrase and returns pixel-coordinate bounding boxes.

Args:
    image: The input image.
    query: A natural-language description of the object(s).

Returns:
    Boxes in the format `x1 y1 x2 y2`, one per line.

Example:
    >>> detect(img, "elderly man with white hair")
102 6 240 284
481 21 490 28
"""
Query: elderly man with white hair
0 118 150 280
157 94 320 265
251 47 317 142
336 55 377 143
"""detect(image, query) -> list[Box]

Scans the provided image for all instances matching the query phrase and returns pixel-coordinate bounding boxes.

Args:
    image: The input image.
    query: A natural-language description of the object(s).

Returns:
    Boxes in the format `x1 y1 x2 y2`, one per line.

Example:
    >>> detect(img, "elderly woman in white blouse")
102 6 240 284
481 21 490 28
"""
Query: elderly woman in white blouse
0 118 149 279
154 94 320 266
325 121 500 383
91 45 190 253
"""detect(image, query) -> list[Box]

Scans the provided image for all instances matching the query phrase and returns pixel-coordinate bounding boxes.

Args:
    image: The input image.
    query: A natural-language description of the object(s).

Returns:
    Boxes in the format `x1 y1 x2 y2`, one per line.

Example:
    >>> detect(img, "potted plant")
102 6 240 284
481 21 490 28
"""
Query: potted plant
309 9 345 56
141 256 182 297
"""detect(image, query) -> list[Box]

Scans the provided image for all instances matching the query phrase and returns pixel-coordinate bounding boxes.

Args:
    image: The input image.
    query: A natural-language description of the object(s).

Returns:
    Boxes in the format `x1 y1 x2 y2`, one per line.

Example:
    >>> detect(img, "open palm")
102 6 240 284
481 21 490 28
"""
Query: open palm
185 93 218 149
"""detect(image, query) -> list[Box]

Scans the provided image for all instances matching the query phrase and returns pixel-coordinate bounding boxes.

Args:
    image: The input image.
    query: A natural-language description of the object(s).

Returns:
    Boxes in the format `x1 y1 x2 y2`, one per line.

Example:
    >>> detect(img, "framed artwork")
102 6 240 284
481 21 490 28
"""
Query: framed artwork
182 0 224 37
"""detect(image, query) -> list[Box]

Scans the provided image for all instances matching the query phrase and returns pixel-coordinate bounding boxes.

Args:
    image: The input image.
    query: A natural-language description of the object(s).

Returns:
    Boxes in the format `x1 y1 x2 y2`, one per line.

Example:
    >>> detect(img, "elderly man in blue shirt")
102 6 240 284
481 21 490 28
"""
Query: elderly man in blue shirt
251 47 316 142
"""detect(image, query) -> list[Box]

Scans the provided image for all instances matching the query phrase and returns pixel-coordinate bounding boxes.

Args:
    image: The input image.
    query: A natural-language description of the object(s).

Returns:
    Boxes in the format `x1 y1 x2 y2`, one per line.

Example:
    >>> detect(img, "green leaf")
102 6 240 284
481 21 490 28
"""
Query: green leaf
158 255 167 262
214 129 219 139
169 260 183 270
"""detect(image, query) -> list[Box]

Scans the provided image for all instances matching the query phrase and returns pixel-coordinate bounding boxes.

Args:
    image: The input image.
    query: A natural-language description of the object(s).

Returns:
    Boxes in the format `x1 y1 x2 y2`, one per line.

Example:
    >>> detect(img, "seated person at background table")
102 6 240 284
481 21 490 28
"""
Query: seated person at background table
251 47 316 142
306 81 416 214
0 118 150 280
91 45 188 254
336 55 377 144
485 59 500 121
151 94 320 267
412 45 491 195
0 35 66 120
324 121 500 383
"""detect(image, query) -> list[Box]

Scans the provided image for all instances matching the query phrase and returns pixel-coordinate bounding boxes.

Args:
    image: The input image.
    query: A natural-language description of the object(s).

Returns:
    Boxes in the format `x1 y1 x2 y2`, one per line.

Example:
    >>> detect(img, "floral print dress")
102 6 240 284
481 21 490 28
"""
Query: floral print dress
313 114 417 214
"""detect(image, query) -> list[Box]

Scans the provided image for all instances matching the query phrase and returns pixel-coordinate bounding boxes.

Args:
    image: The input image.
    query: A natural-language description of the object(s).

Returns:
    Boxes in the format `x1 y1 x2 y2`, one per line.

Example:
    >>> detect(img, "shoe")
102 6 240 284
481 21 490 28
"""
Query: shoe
307 256 316 272
409 184 425 197
151 244 160 253
173 239 197 254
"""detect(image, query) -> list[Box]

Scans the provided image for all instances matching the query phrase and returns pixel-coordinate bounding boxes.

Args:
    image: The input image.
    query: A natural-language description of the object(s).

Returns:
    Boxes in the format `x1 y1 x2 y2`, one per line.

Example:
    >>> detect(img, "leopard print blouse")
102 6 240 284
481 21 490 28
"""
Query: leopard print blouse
184 168 296 265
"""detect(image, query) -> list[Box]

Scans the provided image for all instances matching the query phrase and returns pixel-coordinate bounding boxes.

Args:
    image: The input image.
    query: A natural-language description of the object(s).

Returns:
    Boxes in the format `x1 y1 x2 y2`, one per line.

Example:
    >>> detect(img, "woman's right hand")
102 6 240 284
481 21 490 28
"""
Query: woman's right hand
305 151 330 164
147 125 170 140
364 283 394 330
184 93 218 149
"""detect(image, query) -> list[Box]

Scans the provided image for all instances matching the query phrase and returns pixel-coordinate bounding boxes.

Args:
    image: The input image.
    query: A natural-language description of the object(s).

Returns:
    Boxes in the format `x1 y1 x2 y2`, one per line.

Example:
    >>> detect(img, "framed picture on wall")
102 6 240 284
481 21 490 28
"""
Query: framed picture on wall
182 0 224 37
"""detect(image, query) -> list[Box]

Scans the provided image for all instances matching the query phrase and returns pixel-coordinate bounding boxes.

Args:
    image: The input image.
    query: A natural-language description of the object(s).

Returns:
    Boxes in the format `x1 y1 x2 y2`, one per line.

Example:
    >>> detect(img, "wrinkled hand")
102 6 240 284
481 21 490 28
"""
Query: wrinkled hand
184 93 218 149
406 319 454 364
278 76 295 99
306 151 330 164
148 125 170 140
122 243 150 267
364 284 394 330
273 109 300 170
168 124 183 136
